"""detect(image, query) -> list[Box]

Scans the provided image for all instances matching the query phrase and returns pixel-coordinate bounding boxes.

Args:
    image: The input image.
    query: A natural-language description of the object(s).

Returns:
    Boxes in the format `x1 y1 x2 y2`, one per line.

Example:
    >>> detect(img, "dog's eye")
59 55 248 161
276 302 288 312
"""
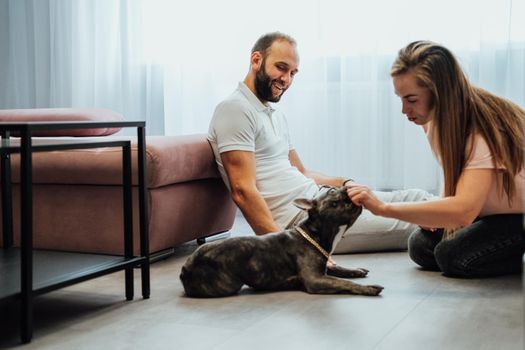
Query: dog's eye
331 202 338 207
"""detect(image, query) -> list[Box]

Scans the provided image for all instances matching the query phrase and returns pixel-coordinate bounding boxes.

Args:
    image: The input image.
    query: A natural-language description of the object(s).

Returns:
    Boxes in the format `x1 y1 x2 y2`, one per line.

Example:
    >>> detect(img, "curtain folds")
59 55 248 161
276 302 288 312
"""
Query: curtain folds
1 0 524 193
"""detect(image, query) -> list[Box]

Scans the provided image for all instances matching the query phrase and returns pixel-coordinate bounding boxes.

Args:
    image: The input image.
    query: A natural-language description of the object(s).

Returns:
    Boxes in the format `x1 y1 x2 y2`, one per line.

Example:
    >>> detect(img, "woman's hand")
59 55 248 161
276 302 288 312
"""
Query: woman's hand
346 184 388 216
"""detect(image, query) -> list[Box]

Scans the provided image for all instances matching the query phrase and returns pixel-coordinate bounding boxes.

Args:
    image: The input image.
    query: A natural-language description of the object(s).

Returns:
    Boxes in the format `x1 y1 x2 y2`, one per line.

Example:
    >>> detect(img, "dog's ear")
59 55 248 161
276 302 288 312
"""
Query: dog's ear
293 198 315 210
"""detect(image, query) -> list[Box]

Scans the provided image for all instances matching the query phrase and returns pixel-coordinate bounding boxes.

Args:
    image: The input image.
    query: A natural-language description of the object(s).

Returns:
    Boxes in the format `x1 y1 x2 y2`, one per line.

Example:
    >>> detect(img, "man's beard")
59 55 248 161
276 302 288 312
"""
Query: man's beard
254 60 286 103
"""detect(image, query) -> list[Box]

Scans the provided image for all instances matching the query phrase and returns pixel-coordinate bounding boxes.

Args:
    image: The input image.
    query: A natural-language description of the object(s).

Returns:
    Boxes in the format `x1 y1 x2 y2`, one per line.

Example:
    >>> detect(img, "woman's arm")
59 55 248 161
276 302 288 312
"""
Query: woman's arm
347 169 495 229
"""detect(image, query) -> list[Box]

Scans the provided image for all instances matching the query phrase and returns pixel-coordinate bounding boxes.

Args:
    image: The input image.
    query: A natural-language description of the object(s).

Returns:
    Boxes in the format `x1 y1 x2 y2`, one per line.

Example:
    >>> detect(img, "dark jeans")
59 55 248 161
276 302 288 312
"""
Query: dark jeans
408 214 525 277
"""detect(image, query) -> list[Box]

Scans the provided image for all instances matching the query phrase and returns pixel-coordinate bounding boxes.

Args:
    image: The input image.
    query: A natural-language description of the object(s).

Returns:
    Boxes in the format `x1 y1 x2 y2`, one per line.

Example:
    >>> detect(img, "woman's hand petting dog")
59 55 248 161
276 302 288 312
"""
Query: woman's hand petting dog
346 184 388 216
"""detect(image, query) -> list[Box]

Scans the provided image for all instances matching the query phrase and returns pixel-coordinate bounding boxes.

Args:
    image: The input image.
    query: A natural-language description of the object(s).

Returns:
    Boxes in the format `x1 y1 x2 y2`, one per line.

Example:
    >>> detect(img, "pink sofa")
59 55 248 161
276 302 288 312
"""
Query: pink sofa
0 108 237 256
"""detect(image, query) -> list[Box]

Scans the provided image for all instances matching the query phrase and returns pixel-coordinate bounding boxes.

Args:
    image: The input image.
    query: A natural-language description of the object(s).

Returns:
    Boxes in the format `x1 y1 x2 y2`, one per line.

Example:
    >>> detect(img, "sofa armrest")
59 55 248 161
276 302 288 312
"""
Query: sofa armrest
9 134 222 188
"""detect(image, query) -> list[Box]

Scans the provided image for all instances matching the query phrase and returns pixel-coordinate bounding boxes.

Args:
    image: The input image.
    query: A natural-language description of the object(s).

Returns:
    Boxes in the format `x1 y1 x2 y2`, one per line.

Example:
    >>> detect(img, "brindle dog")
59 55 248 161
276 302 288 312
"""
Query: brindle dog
180 186 384 297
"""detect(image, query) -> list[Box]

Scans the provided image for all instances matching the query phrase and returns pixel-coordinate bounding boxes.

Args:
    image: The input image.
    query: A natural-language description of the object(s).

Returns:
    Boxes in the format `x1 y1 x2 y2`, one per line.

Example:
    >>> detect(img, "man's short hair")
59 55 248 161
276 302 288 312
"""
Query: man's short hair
251 32 296 57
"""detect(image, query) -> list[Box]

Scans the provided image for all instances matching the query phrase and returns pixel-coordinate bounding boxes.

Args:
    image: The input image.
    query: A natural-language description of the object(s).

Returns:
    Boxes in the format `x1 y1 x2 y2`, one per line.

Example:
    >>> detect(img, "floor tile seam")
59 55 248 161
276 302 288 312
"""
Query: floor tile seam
206 309 282 350
369 283 441 349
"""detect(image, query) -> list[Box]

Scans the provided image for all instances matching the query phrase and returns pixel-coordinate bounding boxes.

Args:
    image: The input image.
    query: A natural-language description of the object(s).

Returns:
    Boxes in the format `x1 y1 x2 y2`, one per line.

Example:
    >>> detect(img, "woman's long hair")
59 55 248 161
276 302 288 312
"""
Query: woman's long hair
391 41 524 233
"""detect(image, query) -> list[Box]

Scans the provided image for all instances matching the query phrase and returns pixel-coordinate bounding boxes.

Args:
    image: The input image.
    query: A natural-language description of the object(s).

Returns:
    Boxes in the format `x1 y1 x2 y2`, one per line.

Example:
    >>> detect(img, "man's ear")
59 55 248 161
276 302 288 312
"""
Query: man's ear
293 198 315 211
251 51 263 70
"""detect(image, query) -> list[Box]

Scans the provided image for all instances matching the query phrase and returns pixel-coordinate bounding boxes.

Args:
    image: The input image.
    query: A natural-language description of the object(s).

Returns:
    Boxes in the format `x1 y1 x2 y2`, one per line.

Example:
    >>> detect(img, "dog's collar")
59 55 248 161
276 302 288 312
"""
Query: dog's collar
296 226 331 261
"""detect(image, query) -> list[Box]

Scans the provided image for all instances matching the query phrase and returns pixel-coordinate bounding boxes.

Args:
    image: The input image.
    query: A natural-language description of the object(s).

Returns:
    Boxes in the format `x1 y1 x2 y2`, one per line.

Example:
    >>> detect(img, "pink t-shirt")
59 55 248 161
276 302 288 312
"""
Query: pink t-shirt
424 122 524 217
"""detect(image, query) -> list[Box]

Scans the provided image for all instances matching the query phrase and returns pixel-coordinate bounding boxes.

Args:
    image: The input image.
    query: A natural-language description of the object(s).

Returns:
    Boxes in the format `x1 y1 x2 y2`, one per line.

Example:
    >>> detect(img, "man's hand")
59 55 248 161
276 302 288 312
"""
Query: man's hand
419 225 437 232
342 178 355 187
327 256 337 268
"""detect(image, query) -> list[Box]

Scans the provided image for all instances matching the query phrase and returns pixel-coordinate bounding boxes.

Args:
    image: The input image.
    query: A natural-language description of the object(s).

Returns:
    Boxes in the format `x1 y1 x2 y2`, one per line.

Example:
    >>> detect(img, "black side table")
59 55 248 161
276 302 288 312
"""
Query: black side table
0 121 150 343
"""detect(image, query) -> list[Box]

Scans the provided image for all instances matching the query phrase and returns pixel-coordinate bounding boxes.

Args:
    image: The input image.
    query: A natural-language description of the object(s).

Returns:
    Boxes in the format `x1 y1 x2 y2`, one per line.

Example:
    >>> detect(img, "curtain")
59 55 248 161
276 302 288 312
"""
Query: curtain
0 0 166 134
1 0 524 193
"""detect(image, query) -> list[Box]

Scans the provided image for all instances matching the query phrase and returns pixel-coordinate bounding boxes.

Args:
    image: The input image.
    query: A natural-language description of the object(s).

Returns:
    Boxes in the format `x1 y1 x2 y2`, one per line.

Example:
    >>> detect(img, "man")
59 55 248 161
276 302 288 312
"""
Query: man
208 32 435 254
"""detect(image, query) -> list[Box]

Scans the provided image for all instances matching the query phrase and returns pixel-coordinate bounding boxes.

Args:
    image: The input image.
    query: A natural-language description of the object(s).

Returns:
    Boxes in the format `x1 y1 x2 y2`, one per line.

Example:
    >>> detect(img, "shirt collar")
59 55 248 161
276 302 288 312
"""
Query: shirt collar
238 82 275 115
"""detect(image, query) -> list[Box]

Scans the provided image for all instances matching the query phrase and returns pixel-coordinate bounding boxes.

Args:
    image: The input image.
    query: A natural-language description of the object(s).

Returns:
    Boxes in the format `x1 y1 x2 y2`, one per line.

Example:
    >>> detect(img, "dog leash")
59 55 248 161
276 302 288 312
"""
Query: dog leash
296 226 335 264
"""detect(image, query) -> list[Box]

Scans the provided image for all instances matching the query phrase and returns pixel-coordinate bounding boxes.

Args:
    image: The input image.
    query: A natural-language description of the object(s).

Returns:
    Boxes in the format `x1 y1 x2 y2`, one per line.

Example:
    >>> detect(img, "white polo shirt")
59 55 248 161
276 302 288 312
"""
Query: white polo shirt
208 82 318 228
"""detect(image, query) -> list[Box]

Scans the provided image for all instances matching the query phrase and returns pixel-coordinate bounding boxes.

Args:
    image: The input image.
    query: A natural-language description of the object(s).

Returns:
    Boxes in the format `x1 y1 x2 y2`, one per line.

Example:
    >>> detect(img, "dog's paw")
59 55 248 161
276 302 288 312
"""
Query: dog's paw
354 268 369 277
328 266 369 278
364 284 384 296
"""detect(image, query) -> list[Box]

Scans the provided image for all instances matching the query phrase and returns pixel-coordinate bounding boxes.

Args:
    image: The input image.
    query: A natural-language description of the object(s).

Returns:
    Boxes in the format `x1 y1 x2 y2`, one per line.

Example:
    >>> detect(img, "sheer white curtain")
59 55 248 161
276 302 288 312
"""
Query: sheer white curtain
0 0 166 133
1 0 524 193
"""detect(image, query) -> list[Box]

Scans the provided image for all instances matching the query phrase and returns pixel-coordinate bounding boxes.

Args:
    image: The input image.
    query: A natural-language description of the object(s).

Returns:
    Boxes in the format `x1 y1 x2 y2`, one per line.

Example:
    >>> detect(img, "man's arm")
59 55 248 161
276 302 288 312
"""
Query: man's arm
221 150 281 235
288 149 349 187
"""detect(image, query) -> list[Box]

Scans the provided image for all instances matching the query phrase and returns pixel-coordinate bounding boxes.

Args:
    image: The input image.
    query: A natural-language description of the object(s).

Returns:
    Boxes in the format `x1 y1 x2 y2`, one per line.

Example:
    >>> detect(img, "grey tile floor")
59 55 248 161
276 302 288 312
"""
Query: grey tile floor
0 213 523 350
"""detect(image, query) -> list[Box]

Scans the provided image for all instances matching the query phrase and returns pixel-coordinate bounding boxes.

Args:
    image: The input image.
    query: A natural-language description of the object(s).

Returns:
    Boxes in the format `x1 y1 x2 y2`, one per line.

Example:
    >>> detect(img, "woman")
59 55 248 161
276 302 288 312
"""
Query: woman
347 41 525 277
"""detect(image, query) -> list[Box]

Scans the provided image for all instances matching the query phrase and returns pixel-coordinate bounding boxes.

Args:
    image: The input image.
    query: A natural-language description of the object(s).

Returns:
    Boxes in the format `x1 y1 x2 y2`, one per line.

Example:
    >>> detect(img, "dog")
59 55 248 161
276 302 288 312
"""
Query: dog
179 186 384 297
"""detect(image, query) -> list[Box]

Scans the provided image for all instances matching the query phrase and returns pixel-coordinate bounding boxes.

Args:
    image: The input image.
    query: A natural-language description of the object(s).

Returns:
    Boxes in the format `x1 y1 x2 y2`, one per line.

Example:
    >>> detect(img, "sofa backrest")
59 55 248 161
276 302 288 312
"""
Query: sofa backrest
0 108 124 136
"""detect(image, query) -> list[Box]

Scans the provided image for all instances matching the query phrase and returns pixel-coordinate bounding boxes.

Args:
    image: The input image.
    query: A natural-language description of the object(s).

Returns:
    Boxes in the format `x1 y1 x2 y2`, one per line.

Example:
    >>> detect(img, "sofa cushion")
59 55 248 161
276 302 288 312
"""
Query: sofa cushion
10 134 221 188
0 108 124 136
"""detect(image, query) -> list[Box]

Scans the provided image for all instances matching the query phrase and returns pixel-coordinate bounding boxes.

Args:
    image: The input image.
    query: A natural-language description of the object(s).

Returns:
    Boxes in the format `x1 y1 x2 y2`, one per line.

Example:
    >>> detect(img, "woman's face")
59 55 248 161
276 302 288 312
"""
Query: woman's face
393 71 434 126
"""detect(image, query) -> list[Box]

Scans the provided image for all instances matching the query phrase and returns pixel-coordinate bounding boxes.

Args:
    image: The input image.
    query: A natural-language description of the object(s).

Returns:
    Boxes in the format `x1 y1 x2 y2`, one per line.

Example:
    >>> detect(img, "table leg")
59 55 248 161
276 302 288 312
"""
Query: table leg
20 130 33 343
123 142 134 301
137 127 150 299
1 131 13 248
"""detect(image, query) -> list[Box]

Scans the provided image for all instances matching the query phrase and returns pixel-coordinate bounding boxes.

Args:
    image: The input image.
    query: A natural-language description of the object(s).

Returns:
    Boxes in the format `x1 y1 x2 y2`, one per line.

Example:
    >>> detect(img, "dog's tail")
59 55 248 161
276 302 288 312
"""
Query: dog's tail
179 265 191 285
180 265 199 297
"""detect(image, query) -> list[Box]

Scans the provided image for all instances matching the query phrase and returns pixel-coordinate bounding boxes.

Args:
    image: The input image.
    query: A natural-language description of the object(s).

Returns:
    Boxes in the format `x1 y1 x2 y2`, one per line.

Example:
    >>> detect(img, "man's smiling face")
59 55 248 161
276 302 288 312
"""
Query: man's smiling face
254 39 299 103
